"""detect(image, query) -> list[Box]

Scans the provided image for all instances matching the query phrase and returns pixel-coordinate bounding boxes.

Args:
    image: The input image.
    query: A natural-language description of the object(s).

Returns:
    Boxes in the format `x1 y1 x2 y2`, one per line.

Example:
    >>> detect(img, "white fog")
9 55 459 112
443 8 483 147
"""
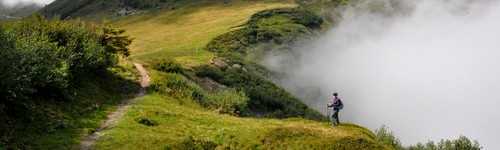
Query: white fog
265 0 500 149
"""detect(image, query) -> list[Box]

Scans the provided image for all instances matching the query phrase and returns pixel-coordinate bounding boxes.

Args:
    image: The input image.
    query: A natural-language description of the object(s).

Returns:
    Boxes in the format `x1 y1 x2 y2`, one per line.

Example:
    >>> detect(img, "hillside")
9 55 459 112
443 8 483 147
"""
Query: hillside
2 0 482 149
0 0 396 149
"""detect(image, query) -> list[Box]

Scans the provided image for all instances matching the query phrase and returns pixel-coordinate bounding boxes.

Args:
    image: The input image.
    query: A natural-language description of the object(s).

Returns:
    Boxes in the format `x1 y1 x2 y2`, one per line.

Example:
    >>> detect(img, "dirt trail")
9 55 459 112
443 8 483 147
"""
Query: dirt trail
80 63 150 150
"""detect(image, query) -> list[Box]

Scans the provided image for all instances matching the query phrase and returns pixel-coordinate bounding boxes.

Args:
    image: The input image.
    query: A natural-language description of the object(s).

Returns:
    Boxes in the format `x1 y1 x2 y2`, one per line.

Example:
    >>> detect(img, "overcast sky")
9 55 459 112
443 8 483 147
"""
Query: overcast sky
1 0 54 6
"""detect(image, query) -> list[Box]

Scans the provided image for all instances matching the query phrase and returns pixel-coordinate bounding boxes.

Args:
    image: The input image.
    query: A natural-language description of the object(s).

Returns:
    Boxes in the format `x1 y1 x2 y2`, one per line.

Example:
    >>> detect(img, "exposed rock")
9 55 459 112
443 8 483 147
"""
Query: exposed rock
232 64 242 69
117 7 137 16
196 77 226 91
211 58 229 68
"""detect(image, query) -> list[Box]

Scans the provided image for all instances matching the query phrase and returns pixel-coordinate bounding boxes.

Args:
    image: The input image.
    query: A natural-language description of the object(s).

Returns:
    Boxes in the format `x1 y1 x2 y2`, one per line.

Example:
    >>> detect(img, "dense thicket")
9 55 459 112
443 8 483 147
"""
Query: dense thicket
0 15 130 103
0 15 132 147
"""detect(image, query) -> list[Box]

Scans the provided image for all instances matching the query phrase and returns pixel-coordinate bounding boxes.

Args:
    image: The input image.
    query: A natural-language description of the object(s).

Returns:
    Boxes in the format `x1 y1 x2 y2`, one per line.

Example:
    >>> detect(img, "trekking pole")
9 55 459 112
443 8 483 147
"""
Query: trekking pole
326 106 330 122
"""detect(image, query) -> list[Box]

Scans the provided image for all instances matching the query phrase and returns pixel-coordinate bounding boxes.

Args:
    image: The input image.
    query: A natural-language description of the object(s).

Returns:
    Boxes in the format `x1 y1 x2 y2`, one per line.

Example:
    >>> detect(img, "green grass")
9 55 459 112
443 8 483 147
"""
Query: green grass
23 60 141 149
113 0 296 67
95 94 388 150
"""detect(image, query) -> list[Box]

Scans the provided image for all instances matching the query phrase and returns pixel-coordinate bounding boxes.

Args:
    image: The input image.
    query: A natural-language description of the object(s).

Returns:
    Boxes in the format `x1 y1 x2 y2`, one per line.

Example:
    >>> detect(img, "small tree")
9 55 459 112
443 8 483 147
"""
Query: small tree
101 26 133 57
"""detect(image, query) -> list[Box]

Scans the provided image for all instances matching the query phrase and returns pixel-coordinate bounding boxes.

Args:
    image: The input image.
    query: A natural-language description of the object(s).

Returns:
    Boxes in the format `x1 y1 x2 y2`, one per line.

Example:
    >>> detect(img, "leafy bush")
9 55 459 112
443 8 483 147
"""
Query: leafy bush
151 72 249 115
205 89 249 115
0 15 132 148
375 126 404 149
0 15 130 102
154 59 184 73
150 73 202 99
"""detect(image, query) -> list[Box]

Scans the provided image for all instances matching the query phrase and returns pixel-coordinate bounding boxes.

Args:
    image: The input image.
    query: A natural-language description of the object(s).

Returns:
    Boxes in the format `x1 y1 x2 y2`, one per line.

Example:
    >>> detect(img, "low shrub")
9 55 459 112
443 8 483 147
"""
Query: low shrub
150 73 200 98
151 72 249 115
375 126 403 150
154 59 184 73
205 89 249 115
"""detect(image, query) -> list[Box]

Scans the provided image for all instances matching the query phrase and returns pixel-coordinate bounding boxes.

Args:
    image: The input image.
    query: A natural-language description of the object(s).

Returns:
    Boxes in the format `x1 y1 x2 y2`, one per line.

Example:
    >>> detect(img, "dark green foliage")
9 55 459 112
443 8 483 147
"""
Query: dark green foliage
150 72 249 115
206 8 322 54
194 65 324 120
154 59 184 73
248 8 323 29
0 15 130 102
136 117 159 126
102 27 133 56
0 15 134 149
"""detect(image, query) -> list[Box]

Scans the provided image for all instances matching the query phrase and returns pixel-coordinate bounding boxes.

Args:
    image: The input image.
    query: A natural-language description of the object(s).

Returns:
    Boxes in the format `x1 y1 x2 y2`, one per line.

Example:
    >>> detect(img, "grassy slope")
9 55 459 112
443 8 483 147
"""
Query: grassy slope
89 1 390 149
114 0 296 67
95 94 386 150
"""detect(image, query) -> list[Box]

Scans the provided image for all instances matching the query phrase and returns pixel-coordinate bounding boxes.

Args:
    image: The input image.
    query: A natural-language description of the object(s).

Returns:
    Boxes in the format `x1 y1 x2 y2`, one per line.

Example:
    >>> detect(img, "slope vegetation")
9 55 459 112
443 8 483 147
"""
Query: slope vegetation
29 0 393 149
87 0 391 149
95 94 387 150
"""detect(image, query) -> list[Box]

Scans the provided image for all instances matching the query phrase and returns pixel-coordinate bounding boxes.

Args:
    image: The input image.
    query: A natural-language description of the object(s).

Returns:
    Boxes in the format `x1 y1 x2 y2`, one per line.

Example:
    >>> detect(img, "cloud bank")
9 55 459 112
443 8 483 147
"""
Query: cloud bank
264 0 500 149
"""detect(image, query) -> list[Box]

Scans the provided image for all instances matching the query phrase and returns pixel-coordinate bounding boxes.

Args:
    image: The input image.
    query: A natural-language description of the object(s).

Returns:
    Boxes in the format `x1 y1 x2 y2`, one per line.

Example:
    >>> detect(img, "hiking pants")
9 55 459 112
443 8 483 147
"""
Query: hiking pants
331 109 340 126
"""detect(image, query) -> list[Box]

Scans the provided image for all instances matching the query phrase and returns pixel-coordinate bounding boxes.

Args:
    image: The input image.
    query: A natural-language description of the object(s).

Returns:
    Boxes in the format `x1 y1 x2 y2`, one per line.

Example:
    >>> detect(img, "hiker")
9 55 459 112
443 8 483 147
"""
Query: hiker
327 92 343 126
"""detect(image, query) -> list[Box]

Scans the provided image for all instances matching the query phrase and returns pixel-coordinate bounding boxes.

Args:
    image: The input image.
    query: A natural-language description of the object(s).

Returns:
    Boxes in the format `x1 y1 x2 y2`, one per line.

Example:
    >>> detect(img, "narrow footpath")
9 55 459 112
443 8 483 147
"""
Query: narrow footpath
80 63 150 150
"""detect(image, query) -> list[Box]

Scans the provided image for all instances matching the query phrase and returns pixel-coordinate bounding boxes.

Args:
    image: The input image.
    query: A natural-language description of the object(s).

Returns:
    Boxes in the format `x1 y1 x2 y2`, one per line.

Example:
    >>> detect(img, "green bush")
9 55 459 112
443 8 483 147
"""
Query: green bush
150 73 202 99
375 126 404 149
0 15 130 102
205 89 249 115
154 59 184 73
151 72 249 115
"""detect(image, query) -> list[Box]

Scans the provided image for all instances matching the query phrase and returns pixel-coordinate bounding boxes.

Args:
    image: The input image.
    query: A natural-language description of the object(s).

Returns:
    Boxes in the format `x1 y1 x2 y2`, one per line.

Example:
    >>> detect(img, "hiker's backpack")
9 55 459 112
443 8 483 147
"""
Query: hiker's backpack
334 99 344 110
